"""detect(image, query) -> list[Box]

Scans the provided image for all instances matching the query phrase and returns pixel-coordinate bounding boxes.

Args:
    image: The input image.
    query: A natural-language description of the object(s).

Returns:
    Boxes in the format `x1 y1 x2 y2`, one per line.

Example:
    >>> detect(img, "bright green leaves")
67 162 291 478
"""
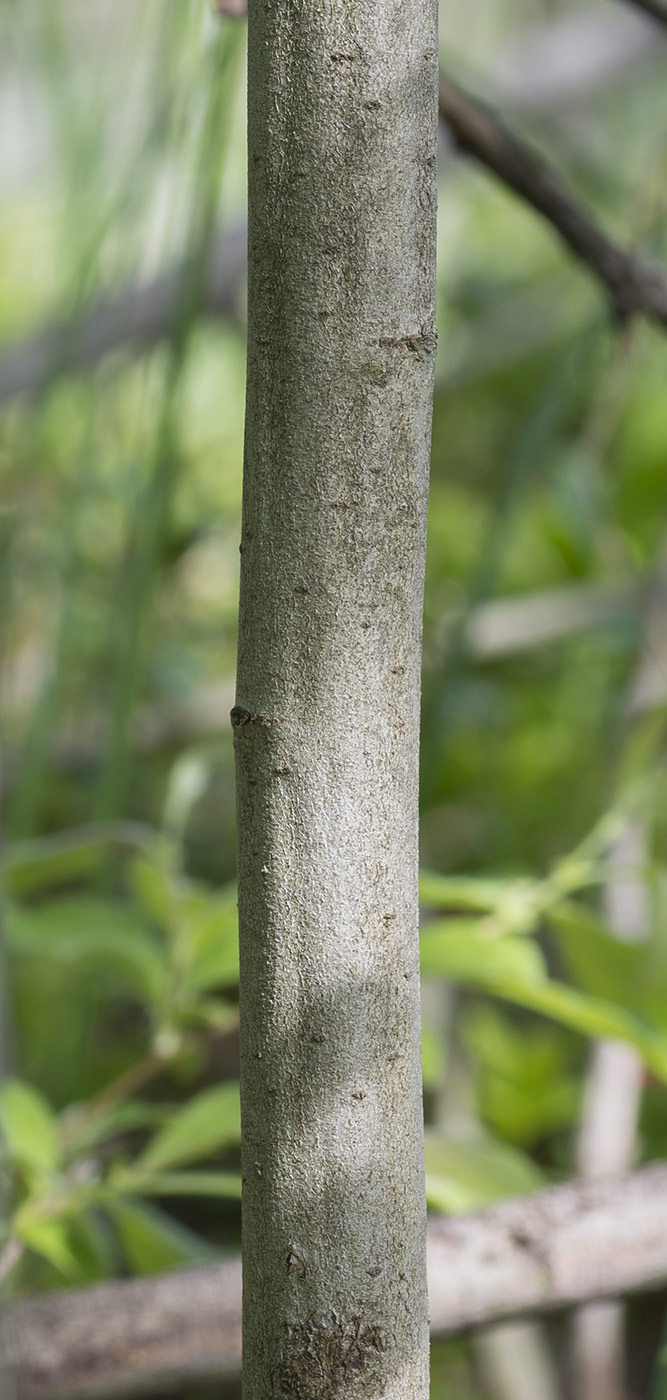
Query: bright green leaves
107 1199 220 1276
1 1077 99 1282
4 823 240 1077
1 819 242 1291
7 797 667 1292
182 887 239 994
462 1005 580 1148
0 1077 242 1287
119 1083 243 1213
13 1219 81 1280
0 1079 60 1174
134 1083 240 1174
125 845 240 1031
420 806 667 1084
424 1132 543 1214
421 919 546 987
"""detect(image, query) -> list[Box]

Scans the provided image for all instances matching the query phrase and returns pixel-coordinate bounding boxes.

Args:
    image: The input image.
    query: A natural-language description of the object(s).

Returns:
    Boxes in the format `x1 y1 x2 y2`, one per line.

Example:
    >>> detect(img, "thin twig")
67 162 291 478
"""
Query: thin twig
0 1238 24 1287
572 538 667 1400
439 75 667 331
620 0 667 29
59 1052 168 1153
0 21 661 411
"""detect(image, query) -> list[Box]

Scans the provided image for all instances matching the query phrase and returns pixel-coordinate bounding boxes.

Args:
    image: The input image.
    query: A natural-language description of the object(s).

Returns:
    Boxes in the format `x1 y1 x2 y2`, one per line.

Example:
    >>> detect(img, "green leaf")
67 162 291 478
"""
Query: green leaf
421 916 667 1081
420 871 553 939
16 1218 79 1278
0 1079 60 1171
462 1004 580 1148
134 1082 241 1173
129 857 173 930
420 871 512 912
548 901 646 1008
120 1170 242 1199
424 1131 543 1215
107 1198 217 1276
420 920 546 986
1 823 154 899
5 898 167 1008
487 977 667 1082
66 1209 118 1282
183 886 239 992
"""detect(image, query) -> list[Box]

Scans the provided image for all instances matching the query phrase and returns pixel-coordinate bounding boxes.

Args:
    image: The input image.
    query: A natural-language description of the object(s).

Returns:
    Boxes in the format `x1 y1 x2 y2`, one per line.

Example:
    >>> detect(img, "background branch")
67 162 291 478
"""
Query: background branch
491 6 655 110
438 76 667 331
0 224 247 409
5 1165 667 1400
620 0 667 30
572 541 667 1400
0 9 661 411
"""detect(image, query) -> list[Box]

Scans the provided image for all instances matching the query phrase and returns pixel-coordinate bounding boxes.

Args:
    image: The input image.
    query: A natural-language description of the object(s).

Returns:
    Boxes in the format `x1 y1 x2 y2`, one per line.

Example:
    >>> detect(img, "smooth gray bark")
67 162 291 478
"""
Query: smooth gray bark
234 2 437 1398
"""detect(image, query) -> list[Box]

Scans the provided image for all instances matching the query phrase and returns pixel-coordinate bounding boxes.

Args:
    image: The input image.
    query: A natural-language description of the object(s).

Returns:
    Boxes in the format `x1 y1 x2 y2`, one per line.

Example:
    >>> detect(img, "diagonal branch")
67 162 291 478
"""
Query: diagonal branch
619 0 667 29
1 43 666 413
439 75 667 331
0 224 247 409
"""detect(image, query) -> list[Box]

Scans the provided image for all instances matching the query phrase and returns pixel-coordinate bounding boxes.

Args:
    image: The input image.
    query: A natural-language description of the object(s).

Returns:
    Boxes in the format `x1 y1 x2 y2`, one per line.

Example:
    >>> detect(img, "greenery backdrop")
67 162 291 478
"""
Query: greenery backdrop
2 2 667 1397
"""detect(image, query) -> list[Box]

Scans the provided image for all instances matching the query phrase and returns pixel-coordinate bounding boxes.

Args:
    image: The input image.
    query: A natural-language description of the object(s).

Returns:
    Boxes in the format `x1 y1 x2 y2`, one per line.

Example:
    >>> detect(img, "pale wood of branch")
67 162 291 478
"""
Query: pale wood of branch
572 557 667 1400
5 1166 667 1400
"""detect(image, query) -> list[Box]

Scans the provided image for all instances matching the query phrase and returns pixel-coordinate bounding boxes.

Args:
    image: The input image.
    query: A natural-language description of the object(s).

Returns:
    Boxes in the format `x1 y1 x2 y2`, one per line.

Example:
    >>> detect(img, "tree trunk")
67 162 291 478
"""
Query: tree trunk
233 2 438 1397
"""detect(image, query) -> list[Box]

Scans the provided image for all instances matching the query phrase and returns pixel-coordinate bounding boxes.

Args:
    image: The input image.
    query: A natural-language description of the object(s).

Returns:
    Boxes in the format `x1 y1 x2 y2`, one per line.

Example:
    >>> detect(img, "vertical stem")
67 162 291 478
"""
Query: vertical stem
235 2 438 1397
573 534 667 1400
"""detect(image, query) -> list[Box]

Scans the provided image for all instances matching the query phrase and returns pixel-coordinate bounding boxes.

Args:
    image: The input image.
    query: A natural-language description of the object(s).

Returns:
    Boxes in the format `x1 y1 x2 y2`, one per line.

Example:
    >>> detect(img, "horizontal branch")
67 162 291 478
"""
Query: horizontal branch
438 75 667 331
4 1165 667 1400
461 580 636 660
0 225 247 409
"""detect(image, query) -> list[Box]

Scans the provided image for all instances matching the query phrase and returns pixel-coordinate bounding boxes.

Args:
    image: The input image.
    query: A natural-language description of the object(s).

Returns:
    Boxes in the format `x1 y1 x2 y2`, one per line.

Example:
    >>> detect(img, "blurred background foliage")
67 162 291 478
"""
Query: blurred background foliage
2 1 667 1398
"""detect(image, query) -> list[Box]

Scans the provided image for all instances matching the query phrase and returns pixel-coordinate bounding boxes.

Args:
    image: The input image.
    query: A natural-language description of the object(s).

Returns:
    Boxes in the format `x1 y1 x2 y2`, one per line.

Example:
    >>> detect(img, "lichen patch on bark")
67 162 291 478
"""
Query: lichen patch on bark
278 1315 387 1400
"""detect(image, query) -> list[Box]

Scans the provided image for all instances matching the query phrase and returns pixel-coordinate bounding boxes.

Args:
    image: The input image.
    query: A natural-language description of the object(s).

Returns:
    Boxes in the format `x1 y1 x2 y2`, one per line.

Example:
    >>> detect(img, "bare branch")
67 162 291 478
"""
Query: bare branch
462 581 636 661
211 0 248 13
0 225 247 409
0 1239 23 1287
619 0 667 30
0 12 661 412
439 75 667 331
5 1165 667 1400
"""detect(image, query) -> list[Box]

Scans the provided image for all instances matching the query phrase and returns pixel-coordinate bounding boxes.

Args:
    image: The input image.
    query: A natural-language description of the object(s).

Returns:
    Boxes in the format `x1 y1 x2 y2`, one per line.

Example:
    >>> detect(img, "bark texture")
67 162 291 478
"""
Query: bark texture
234 3 438 1399
7 1166 667 1400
